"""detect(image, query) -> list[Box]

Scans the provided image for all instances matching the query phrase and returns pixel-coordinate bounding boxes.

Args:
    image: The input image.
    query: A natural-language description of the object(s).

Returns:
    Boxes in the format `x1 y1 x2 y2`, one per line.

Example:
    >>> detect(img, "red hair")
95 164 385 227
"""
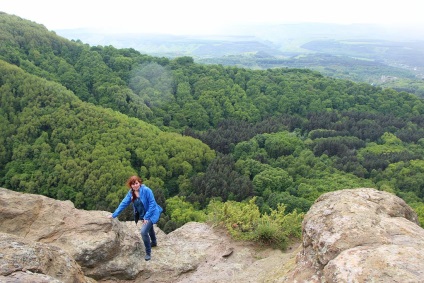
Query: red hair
126 175 143 188
126 175 143 202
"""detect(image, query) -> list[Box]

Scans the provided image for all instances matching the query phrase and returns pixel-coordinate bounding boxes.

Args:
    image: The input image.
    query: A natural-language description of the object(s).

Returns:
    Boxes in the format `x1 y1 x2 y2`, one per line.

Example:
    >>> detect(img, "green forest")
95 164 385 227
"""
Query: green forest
1 13 424 244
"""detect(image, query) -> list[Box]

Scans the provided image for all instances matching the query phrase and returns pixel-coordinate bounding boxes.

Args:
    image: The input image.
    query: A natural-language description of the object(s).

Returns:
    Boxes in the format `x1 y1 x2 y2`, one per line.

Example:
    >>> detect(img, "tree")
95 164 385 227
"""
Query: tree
252 168 293 195
165 196 206 227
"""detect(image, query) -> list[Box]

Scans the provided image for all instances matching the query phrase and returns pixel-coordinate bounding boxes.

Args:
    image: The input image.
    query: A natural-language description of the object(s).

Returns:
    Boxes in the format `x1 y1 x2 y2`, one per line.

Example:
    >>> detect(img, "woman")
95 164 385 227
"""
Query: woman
108 175 163 261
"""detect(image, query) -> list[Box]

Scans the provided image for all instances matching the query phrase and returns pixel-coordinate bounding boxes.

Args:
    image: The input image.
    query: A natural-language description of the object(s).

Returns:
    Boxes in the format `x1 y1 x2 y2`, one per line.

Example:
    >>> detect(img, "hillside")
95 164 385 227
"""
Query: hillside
1 12 424 232
58 23 424 98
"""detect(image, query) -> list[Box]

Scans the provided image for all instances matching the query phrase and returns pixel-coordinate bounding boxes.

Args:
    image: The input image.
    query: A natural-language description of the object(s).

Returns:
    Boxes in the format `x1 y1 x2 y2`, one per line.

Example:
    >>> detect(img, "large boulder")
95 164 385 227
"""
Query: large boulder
0 187 144 280
281 188 424 283
0 232 92 283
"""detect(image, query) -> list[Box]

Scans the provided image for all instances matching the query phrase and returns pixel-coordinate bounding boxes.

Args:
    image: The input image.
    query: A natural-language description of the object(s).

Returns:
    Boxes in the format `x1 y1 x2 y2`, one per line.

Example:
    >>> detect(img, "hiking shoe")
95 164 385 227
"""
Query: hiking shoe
151 242 157 247
145 254 151 261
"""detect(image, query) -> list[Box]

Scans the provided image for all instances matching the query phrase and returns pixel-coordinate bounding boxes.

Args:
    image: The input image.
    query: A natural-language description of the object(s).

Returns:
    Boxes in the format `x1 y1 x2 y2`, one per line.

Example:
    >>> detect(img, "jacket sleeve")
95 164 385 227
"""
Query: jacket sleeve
112 190 132 218
143 189 157 221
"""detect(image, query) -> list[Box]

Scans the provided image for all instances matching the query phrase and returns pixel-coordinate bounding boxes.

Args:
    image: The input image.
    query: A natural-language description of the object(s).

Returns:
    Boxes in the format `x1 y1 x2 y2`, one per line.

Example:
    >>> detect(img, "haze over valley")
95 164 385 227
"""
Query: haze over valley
57 22 424 98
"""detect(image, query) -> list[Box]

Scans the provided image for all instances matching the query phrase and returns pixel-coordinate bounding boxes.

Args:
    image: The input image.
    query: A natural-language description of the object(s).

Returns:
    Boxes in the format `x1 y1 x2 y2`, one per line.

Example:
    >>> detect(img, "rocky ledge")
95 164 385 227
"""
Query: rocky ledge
0 187 423 282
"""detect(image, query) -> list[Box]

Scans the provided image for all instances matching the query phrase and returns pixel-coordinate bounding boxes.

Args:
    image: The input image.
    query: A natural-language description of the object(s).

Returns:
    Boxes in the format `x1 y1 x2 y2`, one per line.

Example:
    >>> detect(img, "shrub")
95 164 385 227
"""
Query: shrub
253 219 288 250
206 197 304 250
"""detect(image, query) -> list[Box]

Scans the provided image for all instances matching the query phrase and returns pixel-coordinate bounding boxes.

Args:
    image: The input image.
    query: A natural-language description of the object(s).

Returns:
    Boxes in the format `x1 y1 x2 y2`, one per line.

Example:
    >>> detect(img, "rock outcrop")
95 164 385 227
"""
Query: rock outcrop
280 188 424 283
0 232 92 283
0 187 290 282
0 187 143 281
1 187 423 282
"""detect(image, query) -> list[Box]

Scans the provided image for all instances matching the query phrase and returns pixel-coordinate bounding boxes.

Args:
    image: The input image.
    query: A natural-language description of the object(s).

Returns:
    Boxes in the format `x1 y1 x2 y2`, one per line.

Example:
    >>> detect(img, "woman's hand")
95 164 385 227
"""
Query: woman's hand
107 214 113 219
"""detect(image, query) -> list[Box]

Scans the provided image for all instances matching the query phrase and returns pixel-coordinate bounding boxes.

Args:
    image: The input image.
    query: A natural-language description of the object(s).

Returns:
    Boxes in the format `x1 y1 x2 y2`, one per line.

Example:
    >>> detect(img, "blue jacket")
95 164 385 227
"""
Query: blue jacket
112 184 163 223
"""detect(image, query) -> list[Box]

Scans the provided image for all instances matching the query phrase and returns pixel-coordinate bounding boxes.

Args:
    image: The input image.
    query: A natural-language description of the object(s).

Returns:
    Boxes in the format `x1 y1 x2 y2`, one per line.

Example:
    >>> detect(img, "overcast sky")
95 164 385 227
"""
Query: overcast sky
2 0 423 35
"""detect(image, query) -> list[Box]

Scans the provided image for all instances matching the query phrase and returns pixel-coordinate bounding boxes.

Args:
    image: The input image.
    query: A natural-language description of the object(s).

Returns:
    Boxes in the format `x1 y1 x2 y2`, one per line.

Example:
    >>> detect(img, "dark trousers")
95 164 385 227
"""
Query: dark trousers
140 220 156 255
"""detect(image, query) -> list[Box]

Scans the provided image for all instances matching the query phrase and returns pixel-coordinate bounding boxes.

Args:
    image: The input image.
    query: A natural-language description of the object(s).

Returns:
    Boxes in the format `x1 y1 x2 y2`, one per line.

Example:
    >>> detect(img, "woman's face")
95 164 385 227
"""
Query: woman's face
131 181 141 191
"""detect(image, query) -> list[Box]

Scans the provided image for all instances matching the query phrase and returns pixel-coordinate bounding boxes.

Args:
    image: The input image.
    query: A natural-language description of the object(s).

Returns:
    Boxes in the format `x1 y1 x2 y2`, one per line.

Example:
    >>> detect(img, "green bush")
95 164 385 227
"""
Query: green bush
253 219 288 250
206 197 304 250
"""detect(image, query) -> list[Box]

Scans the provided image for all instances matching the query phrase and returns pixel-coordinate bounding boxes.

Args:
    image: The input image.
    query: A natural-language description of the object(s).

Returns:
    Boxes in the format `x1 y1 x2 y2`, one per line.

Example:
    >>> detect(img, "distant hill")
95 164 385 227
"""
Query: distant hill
57 23 424 98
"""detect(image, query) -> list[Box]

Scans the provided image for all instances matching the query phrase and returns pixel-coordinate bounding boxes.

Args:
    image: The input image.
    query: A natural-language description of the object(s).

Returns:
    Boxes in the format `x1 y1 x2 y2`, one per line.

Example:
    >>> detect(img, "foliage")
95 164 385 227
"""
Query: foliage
189 154 254 207
198 45 424 100
165 196 206 227
0 61 215 214
253 203 304 249
253 219 288 250
207 198 260 237
206 198 304 250
410 202 424 228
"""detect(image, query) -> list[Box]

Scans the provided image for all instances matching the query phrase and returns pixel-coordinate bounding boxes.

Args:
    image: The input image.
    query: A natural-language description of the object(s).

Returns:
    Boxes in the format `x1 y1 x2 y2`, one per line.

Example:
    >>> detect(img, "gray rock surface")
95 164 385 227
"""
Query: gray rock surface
0 187 142 280
280 188 424 283
0 232 91 283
